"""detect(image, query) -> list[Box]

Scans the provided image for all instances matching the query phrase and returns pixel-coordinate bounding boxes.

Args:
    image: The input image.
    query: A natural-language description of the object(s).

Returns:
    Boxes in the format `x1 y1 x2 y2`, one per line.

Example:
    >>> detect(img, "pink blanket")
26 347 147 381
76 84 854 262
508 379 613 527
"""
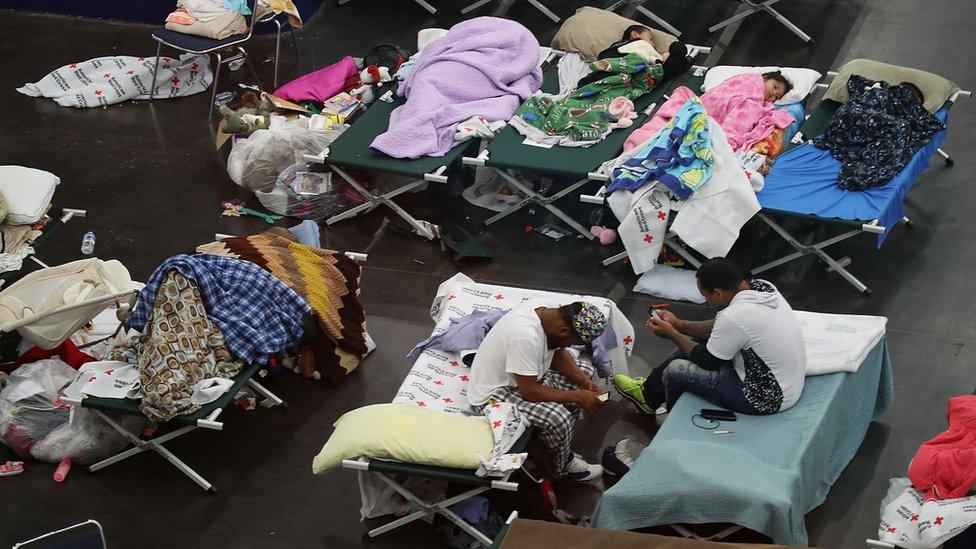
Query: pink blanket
272 55 359 103
625 74 794 152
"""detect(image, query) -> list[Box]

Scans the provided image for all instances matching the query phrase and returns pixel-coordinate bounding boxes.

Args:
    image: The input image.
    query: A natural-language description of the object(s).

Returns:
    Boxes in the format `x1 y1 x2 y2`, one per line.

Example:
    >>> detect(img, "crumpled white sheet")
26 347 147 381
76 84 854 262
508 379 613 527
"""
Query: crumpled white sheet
878 477 976 549
0 246 34 274
796 311 887 375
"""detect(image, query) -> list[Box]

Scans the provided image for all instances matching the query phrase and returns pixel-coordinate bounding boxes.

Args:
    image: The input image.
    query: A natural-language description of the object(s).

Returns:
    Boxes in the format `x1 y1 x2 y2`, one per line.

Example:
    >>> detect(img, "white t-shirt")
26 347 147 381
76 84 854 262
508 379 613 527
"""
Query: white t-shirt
706 280 806 413
467 299 560 406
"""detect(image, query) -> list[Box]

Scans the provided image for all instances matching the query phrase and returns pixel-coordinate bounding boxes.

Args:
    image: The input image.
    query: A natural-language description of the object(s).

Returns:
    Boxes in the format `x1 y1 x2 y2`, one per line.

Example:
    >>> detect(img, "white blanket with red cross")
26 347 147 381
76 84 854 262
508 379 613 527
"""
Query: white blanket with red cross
392 273 635 415
16 53 212 108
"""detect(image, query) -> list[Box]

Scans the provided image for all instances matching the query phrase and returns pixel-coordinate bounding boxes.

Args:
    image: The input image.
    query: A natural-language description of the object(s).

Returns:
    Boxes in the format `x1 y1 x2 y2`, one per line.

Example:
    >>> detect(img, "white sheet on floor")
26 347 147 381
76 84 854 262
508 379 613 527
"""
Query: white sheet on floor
462 167 527 212
632 264 706 304
796 310 887 375
17 53 212 108
879 477 976 549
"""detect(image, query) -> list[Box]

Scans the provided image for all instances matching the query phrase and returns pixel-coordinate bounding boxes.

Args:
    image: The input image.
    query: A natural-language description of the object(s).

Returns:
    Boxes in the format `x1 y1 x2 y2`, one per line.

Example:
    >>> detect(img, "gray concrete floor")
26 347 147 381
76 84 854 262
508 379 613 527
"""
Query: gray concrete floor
1 0 974 547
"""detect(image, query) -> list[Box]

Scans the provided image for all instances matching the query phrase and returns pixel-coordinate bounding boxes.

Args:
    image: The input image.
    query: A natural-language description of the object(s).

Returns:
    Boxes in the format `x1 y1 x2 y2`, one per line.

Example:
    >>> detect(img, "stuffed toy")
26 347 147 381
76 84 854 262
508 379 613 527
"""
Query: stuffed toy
350 65 392 104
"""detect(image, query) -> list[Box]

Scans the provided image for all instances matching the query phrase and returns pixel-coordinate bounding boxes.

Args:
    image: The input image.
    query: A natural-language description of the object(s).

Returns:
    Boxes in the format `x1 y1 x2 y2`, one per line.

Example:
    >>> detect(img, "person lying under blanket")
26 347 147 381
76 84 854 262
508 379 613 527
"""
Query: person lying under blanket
466 301 608 482
614 258 806 417
577 24 693 88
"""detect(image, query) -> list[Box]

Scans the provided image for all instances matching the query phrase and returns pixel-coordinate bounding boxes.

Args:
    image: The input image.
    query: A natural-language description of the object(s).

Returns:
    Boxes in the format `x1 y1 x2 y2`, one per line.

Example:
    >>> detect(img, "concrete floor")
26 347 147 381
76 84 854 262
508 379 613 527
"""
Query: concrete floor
1 0 975 547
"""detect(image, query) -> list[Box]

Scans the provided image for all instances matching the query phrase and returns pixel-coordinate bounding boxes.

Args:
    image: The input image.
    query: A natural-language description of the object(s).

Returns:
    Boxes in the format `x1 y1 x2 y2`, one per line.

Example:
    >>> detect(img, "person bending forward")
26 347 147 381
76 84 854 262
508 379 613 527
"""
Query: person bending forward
615 258 806 415
467 301 608 481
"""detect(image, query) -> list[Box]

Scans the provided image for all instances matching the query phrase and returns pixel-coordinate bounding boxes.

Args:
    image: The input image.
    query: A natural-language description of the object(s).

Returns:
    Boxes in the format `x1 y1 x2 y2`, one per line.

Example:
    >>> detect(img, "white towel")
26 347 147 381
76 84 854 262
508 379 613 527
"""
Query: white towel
797 311 887 375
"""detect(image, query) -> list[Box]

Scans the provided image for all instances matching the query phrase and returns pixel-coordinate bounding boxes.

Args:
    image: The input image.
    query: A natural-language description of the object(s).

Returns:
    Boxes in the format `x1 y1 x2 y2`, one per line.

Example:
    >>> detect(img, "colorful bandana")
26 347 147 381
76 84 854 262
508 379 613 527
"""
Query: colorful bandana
572 303 607 344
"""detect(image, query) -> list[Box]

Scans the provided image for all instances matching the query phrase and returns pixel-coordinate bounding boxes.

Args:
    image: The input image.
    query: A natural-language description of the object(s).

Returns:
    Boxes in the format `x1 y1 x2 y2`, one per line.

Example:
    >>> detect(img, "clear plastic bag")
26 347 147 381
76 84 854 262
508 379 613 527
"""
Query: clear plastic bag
31 407 140 464
255 162 365 221
226 116 348 192
0 359 76 458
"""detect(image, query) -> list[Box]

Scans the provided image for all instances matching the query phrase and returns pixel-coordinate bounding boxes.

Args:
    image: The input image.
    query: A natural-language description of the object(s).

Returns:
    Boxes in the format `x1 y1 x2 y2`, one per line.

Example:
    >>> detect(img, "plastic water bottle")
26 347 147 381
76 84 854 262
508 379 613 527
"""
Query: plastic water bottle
81 231 95 255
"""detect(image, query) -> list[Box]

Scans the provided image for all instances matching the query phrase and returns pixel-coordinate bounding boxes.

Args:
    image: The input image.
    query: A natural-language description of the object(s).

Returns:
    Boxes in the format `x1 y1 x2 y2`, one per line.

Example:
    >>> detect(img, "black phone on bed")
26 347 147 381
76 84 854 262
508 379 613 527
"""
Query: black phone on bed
701 408 737 422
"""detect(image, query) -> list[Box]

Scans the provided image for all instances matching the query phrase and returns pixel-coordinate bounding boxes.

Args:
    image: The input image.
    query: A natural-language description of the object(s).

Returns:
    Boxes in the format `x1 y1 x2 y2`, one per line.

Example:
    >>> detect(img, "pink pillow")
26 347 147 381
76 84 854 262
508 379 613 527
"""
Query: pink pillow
272 56 359 103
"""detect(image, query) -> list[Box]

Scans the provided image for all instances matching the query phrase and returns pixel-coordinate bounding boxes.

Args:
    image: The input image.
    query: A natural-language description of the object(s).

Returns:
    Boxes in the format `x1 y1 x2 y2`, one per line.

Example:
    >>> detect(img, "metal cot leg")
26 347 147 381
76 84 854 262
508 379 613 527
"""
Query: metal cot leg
149 42 163 102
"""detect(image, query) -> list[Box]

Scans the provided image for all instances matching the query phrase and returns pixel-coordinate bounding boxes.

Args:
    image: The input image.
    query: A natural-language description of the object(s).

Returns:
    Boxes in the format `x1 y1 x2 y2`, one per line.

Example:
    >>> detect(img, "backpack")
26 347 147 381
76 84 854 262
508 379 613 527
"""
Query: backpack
362 43 412 73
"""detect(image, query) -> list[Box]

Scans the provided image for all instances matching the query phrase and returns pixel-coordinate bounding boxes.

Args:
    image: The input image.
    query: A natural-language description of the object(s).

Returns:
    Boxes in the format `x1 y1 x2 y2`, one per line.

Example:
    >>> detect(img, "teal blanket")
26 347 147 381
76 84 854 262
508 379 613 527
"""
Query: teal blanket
592 340 893 546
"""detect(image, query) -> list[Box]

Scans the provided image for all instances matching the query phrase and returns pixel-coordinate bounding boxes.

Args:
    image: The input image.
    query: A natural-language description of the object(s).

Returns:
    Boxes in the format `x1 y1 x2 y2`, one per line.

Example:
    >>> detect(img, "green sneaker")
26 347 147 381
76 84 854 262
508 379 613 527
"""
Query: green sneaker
613 374 653 415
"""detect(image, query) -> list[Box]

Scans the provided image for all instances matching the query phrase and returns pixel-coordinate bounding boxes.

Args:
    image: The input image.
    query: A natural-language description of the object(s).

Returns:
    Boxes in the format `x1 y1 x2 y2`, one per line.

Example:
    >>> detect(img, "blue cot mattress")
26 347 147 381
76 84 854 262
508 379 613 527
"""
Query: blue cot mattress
758 109 949 247
592 340 893 546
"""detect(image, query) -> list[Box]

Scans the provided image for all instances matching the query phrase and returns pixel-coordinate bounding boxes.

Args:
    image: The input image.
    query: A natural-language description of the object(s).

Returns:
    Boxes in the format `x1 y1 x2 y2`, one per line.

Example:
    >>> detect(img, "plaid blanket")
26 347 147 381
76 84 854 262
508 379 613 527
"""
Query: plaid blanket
196 234 368 384
127 254 310 365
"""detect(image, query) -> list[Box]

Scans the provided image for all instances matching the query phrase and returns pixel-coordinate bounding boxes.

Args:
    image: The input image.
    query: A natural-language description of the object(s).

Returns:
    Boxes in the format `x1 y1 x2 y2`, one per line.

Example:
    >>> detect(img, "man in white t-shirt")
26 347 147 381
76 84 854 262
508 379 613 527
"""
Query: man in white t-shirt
614 257 806 416
468 300 608 481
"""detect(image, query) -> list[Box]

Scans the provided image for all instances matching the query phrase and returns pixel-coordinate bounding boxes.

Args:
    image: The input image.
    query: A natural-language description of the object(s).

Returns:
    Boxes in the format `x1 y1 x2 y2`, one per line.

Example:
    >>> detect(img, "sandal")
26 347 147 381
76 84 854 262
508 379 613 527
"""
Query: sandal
0 461 24 477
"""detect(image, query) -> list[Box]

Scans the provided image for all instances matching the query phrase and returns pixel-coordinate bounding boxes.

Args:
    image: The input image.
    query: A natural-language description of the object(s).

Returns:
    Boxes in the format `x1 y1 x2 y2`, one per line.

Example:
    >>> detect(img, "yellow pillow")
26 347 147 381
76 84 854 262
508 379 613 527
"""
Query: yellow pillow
311 403 494 474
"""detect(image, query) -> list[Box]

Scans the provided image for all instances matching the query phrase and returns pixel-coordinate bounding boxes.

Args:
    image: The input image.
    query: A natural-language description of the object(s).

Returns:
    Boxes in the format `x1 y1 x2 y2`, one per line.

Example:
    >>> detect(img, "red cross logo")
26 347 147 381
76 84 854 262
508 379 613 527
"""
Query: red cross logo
94 90 102 96
643 234 654 244
434 380 443 385
70 64 77 69
490 403 501 408
171 76 180 86
127 70 135 75
494 294 504 300
492 420 502 428
910 514 919 522
138 57 145 61
934 516 944 526
88 376 97 382
448 294 456 300
623 335 633 345
450 360 459 367
104 369 114 376
417 401 426 407
459 375 469 382
443 397 453 403
103 73 111 78
657 210 667 220
191 62 199 70
886 527 896 533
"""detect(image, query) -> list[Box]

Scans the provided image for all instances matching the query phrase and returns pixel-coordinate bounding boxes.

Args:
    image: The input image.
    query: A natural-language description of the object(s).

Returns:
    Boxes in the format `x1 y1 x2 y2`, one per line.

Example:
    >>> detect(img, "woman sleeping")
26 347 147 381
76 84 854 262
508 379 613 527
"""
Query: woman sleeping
625 71 798 160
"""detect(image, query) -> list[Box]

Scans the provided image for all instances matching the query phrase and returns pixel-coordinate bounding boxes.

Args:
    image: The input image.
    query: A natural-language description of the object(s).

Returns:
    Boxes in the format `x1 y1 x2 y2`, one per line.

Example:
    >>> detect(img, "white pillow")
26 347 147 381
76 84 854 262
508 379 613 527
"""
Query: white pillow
0 166 59 225
701 66 823 105
632 264 706 304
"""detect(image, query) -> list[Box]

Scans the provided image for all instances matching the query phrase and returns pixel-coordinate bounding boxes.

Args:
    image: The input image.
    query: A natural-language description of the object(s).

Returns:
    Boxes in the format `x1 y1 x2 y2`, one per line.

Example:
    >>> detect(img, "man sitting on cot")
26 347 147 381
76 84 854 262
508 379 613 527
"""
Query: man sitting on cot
614 257 806 417
467 301 608 481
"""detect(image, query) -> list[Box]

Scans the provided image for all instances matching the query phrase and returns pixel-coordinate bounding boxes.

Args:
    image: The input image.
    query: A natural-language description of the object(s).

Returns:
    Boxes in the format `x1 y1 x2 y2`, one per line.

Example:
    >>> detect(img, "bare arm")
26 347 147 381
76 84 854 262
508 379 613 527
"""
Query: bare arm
514 374 602 413
675 318 715 340
550 348 598 392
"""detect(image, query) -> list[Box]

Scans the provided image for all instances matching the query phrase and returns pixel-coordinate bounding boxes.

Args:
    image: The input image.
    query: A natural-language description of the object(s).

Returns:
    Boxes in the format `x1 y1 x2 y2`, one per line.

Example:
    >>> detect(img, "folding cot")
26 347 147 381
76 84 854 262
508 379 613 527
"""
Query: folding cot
593 318 893 546
302 51 561 240
340 273 635 545
0 207 88 290
754 65 971 296
462 46 711 241
709 0 814 44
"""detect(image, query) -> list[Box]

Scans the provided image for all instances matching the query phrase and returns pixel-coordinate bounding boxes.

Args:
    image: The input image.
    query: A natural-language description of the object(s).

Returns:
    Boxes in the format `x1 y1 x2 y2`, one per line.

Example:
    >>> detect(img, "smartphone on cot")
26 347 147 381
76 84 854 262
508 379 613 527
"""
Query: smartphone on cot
701 408 737 422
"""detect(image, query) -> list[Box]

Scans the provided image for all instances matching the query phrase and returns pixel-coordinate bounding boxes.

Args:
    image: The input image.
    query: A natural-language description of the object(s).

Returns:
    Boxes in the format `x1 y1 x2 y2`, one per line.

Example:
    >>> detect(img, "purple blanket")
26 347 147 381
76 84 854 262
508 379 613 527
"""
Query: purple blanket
370 17 543 159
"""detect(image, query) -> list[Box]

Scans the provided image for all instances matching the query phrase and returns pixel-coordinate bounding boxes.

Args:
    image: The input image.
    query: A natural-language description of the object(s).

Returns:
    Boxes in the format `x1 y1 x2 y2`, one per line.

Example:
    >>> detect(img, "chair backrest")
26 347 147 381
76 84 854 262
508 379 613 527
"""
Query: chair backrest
12 520 107 549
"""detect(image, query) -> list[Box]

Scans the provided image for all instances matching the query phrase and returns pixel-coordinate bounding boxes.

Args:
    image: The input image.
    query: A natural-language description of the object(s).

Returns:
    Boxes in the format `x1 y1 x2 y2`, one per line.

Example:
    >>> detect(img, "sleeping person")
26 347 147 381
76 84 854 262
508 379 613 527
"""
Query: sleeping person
577 24 692 88
614 258 806 416
466 301 608 481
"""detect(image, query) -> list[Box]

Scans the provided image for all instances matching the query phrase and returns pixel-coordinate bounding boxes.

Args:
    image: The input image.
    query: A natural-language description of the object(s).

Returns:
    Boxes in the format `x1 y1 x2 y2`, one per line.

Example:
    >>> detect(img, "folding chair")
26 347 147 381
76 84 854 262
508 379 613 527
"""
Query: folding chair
342 431 530 546
606 0 682 37
13 520 107 549
62 363 285 493
147 0 291 118
710 0 814 44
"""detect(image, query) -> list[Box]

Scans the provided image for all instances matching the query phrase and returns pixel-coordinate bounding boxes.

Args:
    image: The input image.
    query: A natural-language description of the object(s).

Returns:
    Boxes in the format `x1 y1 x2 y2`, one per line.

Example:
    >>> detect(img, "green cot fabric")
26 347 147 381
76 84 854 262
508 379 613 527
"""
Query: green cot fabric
325 92 479 178
82 363 260 427
514 54 664 143
486 74 705 178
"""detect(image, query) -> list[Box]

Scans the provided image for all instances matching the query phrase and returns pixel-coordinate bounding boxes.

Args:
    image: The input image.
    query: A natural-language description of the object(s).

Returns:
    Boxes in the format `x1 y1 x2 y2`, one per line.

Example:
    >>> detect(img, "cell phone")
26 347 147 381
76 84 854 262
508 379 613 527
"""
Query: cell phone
598 392 610 402
700 408 737 422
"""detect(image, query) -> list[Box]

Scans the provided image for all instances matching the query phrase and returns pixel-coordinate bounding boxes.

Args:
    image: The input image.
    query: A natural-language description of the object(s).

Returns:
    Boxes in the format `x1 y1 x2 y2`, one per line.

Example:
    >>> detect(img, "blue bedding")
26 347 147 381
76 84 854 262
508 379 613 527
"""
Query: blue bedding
758 109 949 247
592 340 893 546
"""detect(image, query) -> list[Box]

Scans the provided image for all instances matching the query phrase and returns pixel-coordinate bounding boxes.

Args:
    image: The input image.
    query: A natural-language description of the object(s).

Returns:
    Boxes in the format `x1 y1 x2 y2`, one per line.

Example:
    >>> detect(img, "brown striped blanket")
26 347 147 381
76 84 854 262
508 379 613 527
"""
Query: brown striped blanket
196 233 367 384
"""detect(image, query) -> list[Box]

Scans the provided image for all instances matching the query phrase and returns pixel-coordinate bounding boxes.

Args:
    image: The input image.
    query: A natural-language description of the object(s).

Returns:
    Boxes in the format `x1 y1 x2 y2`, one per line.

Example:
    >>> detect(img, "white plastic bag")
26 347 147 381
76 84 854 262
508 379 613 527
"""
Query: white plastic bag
0 359 76 457
30 407 140 464
227 116 347 192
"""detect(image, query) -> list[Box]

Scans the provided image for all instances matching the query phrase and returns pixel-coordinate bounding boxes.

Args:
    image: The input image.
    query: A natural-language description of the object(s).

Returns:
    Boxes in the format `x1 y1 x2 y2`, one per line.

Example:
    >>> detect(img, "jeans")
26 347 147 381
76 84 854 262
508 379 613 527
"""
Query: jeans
642 348 763 414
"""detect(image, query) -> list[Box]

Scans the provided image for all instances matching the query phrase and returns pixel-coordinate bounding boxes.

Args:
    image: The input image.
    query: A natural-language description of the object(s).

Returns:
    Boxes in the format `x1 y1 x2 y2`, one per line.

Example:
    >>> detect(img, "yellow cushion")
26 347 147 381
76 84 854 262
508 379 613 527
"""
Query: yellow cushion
551 6 677 62
311 403 493 474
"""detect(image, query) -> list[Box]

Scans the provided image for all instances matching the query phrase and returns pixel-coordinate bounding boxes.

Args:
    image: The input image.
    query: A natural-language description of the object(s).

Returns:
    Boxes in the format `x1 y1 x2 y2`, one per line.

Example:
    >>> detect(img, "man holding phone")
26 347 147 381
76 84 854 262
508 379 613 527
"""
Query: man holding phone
614 257 806 416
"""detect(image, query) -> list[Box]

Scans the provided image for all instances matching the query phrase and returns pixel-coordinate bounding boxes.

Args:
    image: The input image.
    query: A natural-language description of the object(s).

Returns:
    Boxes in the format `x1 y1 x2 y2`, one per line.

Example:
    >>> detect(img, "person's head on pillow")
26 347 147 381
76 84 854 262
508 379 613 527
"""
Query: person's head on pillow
762 70 793 103
621 24 655 46
900 82 925 105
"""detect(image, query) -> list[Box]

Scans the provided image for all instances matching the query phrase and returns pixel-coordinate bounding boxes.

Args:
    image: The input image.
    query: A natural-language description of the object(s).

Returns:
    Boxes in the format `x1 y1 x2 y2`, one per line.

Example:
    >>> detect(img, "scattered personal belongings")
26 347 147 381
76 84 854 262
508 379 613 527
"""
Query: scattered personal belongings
17 54 212 108
220 199 283 224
